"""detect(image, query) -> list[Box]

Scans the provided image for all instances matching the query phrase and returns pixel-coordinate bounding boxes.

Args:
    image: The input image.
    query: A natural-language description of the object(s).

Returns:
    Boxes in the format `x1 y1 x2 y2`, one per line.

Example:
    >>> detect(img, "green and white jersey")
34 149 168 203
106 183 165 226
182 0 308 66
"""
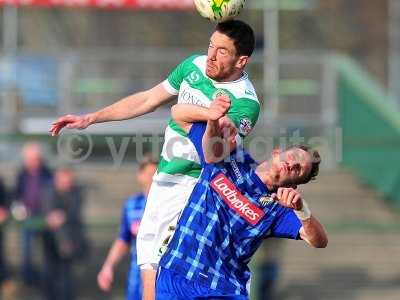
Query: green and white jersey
155 54 260 185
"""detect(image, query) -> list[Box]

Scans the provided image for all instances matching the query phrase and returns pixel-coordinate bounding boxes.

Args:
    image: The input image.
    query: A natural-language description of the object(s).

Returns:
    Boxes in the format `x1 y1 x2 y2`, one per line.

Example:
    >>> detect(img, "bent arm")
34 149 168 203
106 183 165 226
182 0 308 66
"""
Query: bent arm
299 216 328 248
91 83 175 123
202 118 237 163
171 104 210 132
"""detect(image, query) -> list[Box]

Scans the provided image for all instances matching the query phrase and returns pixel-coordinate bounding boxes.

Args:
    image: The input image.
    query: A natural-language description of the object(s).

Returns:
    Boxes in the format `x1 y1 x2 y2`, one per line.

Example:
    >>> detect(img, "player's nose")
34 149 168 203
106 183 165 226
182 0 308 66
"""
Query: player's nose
208 49 217 60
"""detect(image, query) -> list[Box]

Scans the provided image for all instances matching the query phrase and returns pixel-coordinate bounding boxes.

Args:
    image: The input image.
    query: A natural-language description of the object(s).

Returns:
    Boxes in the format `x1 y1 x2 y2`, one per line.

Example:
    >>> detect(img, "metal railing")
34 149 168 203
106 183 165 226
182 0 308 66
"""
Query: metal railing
0 49 340 167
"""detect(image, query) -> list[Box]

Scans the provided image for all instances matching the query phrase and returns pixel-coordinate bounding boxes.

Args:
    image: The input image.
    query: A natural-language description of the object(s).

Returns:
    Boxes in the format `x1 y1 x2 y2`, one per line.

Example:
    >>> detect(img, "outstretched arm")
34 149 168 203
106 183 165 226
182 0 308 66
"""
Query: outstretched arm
50 83 175 136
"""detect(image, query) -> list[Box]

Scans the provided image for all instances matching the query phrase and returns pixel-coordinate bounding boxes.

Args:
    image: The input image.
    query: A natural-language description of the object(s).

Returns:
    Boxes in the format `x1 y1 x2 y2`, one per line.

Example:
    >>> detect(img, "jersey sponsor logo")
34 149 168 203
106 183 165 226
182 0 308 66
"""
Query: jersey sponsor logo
211 173 265 225
239 118 252 136
186 71 201 84
180 88 208 107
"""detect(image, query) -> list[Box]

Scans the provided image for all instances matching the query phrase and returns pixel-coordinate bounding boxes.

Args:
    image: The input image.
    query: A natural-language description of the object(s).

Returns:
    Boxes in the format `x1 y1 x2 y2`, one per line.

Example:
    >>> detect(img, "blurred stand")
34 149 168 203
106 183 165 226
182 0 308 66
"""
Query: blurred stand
42 167 89 300
0 177 10 286
251 239 283 300
0 87 21 134
13 142 53 287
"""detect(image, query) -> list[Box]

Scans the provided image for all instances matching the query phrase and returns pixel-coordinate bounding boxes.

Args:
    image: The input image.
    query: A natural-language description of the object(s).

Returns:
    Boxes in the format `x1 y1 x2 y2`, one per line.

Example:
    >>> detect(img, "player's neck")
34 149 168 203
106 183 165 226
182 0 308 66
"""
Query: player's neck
216 70 244 83
255 162 276 191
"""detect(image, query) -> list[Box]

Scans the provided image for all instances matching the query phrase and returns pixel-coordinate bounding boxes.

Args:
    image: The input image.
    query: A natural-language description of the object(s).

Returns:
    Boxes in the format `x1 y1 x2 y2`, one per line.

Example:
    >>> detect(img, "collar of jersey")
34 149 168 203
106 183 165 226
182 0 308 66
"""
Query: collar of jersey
210 71 249 84
249 168 270 196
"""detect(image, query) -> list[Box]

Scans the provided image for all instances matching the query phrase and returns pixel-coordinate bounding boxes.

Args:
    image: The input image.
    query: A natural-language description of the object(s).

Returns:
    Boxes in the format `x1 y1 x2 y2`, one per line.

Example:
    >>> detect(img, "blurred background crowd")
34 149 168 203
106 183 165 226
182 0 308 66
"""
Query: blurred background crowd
1 0 400 299
0 141 89 299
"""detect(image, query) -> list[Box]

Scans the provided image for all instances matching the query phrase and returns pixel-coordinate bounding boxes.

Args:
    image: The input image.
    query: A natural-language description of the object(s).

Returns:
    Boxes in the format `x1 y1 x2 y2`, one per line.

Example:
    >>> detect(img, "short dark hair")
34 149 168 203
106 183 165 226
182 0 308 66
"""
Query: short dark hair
292 145 321 184
215 20 255 57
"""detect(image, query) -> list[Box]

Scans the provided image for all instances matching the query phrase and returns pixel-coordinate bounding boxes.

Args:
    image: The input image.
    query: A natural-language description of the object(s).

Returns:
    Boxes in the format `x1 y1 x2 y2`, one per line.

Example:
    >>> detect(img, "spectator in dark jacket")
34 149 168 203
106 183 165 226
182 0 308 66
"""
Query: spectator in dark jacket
14 142 52 285
42 167 88 300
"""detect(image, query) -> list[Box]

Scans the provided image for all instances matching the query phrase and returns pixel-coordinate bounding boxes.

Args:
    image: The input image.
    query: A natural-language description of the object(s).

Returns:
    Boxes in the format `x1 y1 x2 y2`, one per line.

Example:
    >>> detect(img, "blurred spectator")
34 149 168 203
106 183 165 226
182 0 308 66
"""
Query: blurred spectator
14 142 52 285
253 239 284 300
42 167 88 300
0 177 9 285
97 158 157 300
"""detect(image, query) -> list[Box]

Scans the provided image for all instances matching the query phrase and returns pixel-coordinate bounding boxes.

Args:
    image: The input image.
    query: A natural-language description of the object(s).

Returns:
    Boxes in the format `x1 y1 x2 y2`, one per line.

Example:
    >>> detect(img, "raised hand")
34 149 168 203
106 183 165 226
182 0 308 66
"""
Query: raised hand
218 116 237 143
208 95 231 121
49 114 93 136
271 187 303 211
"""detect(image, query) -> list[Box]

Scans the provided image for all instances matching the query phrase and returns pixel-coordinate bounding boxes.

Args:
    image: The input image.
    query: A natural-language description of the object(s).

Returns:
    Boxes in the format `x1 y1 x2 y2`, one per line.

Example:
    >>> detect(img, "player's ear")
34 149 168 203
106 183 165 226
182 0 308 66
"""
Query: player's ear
236 56 249 69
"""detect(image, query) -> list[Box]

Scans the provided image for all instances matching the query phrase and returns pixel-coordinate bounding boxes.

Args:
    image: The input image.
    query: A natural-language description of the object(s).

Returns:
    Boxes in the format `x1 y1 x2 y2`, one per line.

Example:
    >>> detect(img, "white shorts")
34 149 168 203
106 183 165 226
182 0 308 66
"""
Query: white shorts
136 180 196 267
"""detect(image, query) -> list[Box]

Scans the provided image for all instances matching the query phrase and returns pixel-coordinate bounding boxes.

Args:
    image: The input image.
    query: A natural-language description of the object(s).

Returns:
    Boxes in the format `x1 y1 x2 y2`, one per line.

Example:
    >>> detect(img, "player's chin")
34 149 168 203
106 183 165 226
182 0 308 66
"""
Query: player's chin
206 68 218 79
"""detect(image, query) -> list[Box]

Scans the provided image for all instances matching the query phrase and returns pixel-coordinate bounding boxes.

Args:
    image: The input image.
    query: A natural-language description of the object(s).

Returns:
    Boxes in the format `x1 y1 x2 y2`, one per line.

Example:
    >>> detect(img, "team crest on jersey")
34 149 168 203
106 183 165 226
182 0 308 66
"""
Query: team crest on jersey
212 89 228 99
259 196 274 207
239 118 252 136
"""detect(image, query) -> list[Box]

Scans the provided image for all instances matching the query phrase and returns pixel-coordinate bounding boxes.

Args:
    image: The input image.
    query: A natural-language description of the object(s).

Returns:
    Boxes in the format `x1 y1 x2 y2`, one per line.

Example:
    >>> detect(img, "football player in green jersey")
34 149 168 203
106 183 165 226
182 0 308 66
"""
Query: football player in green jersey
50 20 260 300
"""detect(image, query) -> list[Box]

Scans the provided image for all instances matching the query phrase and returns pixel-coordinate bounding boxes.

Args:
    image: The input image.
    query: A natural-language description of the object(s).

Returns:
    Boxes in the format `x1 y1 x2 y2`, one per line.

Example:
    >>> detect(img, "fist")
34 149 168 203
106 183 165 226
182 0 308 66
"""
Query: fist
209 95 231 121
97 265 114 292
218 116 237 144
272 188 303 211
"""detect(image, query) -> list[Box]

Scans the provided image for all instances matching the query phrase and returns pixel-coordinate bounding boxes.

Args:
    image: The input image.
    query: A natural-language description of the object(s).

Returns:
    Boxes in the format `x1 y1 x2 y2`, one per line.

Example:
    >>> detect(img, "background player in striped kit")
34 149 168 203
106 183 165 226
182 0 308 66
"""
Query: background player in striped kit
97 158 157 300
50 20 260 299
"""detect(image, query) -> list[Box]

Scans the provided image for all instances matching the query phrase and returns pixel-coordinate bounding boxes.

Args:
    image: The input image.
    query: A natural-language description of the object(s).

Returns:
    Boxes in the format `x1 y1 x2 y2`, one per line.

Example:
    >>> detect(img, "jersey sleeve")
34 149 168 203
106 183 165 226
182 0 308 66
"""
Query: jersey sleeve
162 54 199 95
227 98 260 137
118 204 132 244
188 122 207 166
269 208 302 240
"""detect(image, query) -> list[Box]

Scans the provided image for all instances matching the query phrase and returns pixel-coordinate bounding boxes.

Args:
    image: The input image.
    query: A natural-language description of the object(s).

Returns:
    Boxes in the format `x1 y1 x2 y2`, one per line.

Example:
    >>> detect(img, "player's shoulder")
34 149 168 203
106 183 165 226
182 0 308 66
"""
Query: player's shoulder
242 77 259 102
174 54 206 78
233 74 259 103
181 53 204 66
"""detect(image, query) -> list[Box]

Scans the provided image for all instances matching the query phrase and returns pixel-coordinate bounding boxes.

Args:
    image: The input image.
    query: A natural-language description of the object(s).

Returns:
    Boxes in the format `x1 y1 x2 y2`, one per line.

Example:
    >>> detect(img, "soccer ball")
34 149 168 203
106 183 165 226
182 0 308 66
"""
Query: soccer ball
193 0 246 22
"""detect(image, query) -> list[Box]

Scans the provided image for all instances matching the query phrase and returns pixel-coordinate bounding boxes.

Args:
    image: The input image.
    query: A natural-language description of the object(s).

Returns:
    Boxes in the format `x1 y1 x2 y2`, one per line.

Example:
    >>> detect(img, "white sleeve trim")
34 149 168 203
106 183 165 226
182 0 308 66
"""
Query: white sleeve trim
162 79 179 96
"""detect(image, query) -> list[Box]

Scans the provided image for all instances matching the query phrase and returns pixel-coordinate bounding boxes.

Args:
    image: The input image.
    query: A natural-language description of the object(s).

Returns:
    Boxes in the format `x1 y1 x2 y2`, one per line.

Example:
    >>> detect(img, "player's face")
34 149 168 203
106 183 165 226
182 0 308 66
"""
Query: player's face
137 163 157 194
206 31 242 81
270 148 313 187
